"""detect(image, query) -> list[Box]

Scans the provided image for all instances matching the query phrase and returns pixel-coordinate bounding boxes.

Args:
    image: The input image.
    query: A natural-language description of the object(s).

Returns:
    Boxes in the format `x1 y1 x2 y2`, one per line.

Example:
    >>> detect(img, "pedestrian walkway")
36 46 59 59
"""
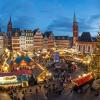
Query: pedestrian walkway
0 93 11 100
24 85 47 100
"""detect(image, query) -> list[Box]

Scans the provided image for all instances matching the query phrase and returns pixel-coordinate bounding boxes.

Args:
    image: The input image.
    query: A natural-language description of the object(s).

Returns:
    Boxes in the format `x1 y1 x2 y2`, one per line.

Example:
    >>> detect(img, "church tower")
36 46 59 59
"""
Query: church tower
7 17 12 34
73 13 78 46
7 17 13 50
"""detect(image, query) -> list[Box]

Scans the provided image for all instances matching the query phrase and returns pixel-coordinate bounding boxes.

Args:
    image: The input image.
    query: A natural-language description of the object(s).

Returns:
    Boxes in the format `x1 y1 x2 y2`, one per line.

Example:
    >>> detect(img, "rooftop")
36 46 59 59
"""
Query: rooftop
55 36 69 40
79 32 93 42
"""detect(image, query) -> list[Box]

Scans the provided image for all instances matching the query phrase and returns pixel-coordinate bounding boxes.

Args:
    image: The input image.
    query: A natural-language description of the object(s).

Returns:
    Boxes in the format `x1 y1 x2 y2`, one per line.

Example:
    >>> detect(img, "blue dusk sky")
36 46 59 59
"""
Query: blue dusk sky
0 0 100 36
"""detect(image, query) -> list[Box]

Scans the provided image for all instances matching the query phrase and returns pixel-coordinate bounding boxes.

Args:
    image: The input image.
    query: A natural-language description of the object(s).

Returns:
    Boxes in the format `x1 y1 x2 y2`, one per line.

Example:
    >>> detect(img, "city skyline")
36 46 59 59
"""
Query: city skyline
0 0 100 36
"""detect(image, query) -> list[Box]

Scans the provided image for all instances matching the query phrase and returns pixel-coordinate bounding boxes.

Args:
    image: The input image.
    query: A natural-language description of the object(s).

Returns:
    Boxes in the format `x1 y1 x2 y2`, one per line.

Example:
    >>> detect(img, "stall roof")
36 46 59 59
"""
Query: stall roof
72 73 93 86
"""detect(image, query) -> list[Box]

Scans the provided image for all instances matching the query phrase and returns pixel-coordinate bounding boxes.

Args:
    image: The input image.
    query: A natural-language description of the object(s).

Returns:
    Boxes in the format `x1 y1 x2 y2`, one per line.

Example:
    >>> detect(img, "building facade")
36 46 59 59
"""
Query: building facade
44 31 55 49
0 33 4 54
55 36 70 48
33 29 44 50
25 30 34 51
12 32 20 51
20 31 26 51
0 15 95 53
76 32 96 53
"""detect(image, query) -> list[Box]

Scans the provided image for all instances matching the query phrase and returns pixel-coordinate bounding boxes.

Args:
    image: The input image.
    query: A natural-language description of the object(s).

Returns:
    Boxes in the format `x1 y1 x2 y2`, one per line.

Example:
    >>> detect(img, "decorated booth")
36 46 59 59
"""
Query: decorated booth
72 72 94 92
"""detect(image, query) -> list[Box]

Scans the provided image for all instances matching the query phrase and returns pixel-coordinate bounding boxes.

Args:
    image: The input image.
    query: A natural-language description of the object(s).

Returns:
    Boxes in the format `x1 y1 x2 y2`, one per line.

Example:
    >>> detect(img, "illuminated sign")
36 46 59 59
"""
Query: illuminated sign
54 52 60 63
0 76 18 84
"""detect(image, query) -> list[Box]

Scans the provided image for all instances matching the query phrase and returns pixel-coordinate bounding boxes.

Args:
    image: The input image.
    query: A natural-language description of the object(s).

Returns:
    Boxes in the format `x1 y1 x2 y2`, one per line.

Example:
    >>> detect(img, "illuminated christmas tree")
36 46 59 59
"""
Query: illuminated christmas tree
90 32 100 78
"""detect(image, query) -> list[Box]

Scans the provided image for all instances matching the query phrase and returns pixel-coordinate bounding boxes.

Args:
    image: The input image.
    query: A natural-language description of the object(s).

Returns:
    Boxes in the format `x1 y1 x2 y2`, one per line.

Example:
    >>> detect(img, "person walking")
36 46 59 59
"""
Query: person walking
35 87 38 94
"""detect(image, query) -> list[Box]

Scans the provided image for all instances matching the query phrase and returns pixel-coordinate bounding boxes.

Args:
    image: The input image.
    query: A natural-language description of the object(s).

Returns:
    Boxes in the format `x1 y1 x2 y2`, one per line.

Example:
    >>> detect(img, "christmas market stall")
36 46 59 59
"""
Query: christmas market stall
72 72 94 93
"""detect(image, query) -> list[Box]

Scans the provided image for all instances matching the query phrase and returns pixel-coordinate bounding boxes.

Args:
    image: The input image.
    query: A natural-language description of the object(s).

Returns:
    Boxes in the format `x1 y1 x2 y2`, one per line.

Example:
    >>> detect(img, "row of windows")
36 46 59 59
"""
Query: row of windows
78 45 91 52
12 40 19 43
26 37 33 40
20 40 25 42
12 44 20 47
20 43 25 45
25 33 33 36
20 37 33 39
20 36 26 40
26 41 33 44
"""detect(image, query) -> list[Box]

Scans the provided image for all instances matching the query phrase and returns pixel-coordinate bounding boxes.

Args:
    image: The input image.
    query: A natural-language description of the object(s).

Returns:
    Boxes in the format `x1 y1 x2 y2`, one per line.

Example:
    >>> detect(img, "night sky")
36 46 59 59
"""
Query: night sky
0 0 100 36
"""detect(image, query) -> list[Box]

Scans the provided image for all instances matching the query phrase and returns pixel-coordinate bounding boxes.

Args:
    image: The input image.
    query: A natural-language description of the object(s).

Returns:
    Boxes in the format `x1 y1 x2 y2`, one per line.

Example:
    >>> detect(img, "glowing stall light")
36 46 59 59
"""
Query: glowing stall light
0 76 18 84
64 49 68 52
36 63 45 70
78 75 81 78
46 72 52 76
36 53 40 56
3 66 9 72
42 49 47 53
74 57 82 61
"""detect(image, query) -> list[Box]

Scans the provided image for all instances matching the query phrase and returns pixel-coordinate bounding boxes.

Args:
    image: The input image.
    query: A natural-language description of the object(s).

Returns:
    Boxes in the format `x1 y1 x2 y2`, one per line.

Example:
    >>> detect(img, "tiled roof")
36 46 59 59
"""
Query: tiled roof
69 37 73 41
92 37 97 42
79 32 93 42
44 31 54 38
33 28 44 37
12 28 20 33
33 28 40 35
15 56 31 64
55 36 69 40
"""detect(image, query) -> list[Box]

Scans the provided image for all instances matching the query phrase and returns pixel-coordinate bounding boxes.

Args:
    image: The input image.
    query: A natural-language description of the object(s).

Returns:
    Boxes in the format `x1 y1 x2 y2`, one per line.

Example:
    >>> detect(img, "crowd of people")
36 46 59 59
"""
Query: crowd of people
0 53 99 100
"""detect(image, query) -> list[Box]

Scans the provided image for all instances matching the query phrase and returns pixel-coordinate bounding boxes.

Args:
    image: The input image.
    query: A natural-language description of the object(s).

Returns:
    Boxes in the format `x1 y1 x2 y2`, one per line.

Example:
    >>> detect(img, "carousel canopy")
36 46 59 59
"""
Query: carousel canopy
15 56 31 64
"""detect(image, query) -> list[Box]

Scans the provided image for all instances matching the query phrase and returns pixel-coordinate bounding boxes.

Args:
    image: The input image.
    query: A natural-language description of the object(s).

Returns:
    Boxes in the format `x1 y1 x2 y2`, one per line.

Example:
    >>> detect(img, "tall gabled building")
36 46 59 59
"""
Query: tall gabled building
77 32 96 53
20 31 26 51
55 36 70 49
44 31 55 49
25 30 34 51
12 31 20 51
0 32 5 54
33 28 44 50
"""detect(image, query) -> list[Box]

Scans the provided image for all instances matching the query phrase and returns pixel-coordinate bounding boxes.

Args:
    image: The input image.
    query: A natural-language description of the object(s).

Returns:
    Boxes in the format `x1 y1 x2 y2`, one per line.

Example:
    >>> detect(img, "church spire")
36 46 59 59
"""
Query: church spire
9 16 12 24
73 12 78 46
73 12 77 22
7 16 12 33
